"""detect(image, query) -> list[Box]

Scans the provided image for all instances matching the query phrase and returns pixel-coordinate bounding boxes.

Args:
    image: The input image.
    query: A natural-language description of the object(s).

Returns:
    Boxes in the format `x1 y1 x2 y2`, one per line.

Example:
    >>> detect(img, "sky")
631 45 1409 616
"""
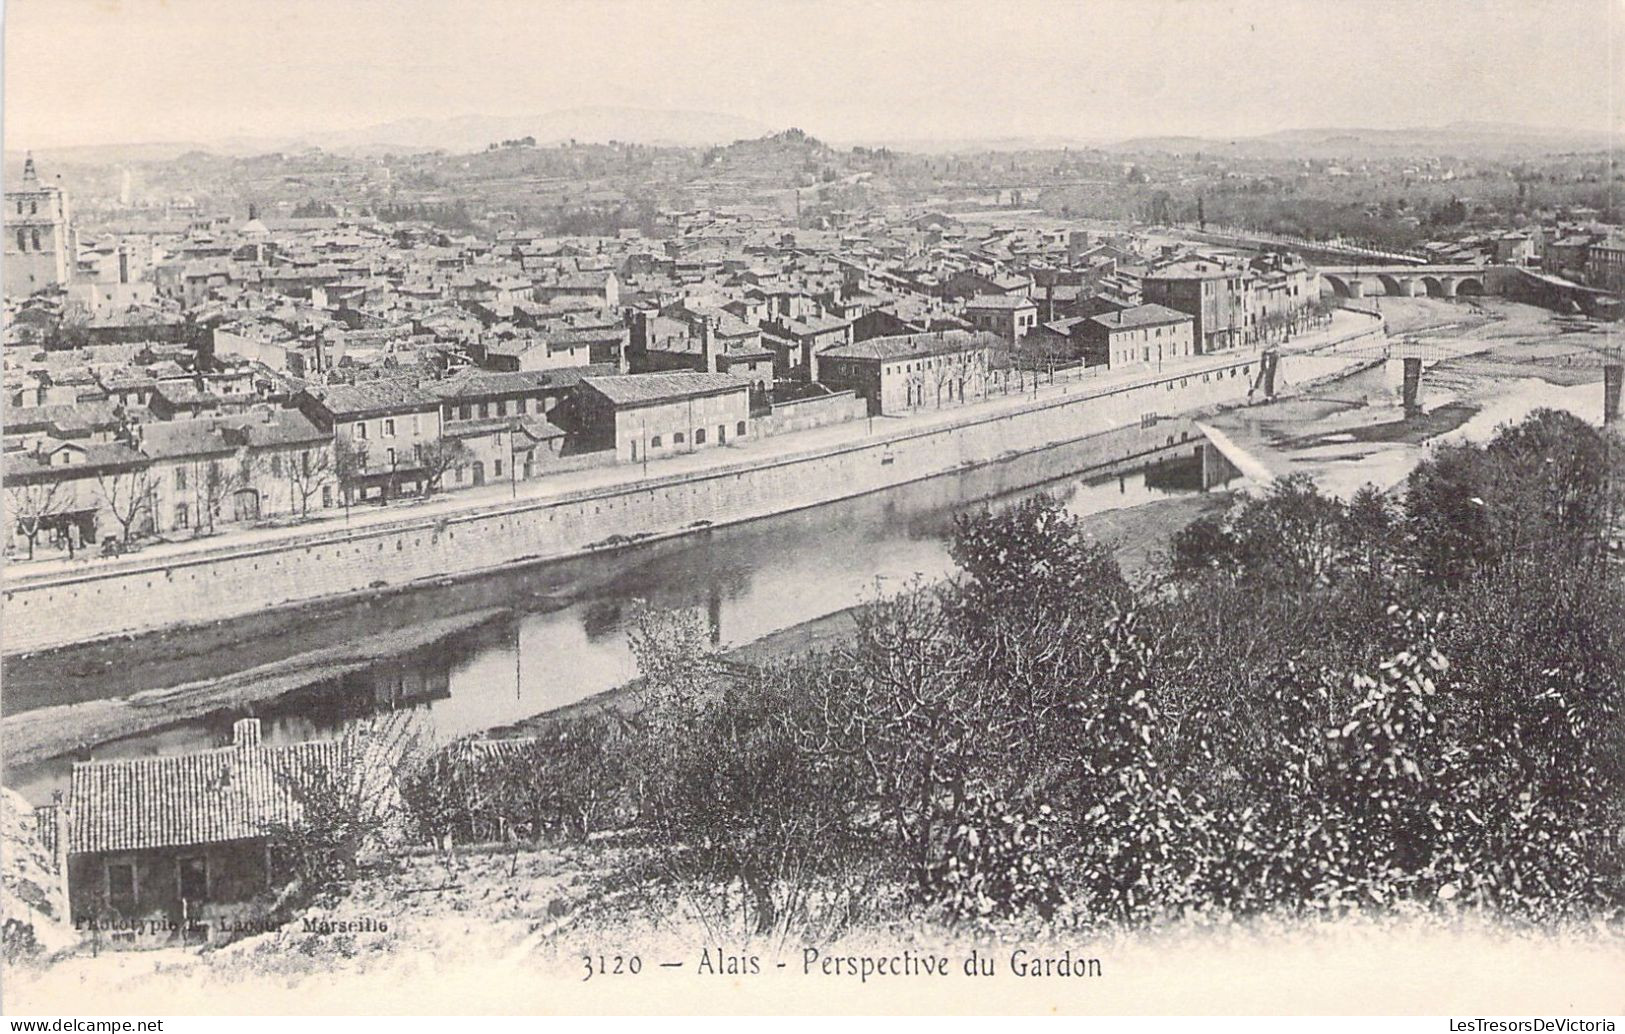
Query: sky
3 0 1623 150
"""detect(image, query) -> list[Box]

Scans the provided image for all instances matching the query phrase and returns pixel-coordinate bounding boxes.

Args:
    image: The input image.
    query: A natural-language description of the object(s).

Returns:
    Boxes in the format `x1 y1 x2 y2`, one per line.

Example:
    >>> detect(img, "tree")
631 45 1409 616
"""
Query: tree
193 459 236 535
418 436 473 496
332 436 370 519
285 445 334 519
5 481 72 559
95 467 156 544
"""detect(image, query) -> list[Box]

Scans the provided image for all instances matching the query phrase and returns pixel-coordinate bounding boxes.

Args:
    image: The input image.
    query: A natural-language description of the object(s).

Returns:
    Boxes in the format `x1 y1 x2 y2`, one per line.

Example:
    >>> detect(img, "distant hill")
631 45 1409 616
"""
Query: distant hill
1106 122 1622 158
10 117 1619 169
6 107 774 165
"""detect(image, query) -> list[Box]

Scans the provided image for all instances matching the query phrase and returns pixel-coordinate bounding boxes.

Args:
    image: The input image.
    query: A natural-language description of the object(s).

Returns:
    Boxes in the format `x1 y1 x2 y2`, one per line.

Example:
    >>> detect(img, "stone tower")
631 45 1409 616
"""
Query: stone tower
5 153 74 300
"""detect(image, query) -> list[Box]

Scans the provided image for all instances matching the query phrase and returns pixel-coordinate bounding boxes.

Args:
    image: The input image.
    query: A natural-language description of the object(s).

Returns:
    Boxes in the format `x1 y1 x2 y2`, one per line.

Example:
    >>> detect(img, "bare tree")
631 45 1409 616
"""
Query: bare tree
418 435 473 497
285 445 334 520
5 481 72 559
194 459 236 534
95 467 156 544
332 436 370 521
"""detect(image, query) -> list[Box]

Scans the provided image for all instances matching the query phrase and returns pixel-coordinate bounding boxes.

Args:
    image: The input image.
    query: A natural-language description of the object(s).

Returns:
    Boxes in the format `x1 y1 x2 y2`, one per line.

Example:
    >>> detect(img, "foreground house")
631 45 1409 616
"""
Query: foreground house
816 330 995 416
1075 303 1196 369
576 372 751 464
37 719 343 949
295 381 443 503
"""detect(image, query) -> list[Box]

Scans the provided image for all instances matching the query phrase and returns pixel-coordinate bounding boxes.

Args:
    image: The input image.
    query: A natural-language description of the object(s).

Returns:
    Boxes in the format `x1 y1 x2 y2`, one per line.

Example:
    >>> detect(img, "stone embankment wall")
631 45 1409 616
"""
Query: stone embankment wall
755 391 869 437
2 321 1383 656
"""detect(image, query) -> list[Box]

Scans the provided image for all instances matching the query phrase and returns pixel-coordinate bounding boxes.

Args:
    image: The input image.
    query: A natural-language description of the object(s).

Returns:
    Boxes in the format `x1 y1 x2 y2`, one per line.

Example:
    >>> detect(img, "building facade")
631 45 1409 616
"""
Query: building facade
817 331 994 416
1076 304 1196 369
1141 263 1252 354
577 372 751 464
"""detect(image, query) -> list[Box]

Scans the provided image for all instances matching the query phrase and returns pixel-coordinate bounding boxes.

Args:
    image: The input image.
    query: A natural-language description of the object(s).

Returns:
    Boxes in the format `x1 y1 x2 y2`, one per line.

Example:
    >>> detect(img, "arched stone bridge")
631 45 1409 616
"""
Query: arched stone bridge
1317 264 1510 299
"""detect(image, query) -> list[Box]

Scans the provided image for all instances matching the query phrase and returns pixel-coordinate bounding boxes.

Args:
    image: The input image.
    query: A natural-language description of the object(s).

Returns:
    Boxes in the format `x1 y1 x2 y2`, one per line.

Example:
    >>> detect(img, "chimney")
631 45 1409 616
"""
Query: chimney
698 315 718 374
232 717 262 748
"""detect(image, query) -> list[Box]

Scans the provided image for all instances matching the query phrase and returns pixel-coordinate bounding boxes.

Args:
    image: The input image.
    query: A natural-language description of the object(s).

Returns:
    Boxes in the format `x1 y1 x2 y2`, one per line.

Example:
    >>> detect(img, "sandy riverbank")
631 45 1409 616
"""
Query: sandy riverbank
2 609 511 768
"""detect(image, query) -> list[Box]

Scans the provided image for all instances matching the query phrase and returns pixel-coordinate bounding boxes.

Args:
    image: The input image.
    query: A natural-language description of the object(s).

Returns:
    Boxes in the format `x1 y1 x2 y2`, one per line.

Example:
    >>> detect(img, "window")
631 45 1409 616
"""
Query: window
354 421 367 440
459 404 472 421
493 458 503 477
411 415 421 434
674 431 685 445
385 447 396 468
383 418 395 437
175 503 190 529
479 403 489 419
496 400 507 416
175 467 188 491
321 486 332 508
651 435 662 448
695 428 706 444
15 229 25 252
736 421 746 437
107 862 136 913
443 404 456 421
178 856 207 903
31 230 40 251
270 454 282 476
515 398 527 414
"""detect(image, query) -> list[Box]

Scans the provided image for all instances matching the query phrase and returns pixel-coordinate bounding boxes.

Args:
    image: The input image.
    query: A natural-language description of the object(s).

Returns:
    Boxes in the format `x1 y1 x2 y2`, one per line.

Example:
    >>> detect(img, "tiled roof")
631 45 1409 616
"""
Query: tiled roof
582 372 748 406
68 735 346 854
430 369 551 400
1086 303 1193 331
312 379 440 417
964 294 1037 311
820 330 998 362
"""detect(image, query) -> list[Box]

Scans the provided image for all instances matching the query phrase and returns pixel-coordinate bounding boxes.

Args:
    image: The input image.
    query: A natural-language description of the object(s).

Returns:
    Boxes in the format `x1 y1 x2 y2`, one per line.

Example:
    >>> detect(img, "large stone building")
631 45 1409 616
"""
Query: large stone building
962 294 1040 342
1141 261 1252 354
4 155 74 300
577 372 752 464
1075 303 1195 369
817 331 994 416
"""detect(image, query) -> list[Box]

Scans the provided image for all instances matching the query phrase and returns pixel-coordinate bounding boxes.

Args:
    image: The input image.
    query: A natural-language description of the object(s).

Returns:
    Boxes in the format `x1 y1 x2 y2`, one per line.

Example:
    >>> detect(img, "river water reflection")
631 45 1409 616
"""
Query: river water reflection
8 420 1232 804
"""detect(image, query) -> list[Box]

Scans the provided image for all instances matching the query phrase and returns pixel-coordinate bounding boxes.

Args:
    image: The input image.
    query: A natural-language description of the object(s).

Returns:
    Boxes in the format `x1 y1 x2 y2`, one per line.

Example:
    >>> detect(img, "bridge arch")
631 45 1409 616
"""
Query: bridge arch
1321 273 1354 298
1375 273 1408 296
1456 276 1484 296
1420 275 1448 298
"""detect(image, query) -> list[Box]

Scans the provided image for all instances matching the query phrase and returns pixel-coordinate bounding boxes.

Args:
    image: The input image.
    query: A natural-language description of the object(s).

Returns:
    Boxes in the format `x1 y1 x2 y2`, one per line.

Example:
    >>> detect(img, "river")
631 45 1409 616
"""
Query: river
5 418 1235 804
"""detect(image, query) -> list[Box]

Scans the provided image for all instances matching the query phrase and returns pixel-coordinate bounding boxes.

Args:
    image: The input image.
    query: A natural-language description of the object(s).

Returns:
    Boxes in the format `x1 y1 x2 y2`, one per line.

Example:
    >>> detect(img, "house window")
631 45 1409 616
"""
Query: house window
411 415 421 434
443 404 456 421
321 486 332 508
460 404 472 420
383 418 395 437
496 400 507 417
515 398 527 414
107 862 136 913
175 503 190 529
386 447 396 468
736 421 746 437
354 422 367 440
651 435 662 448
270 454 282 476
175 467 188 491
674 432 685 445
694 428 706 445
493 458 503 478
479 403 489 418
178 856 207 903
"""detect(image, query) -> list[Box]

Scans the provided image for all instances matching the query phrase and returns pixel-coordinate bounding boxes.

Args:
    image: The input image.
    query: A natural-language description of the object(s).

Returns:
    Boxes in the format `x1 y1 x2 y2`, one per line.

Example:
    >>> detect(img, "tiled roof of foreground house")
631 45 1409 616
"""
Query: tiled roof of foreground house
67 720 345 854
820 330 999 363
